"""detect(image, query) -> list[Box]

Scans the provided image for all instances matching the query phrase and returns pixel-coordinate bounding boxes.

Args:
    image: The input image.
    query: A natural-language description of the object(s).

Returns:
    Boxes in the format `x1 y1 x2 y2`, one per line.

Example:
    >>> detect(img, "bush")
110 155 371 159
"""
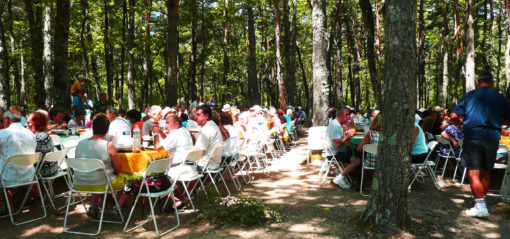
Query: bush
196 190 284 227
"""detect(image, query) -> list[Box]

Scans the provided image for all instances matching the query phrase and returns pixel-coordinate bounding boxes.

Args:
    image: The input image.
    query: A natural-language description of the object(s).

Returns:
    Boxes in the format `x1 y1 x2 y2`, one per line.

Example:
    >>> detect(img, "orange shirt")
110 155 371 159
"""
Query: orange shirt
132 120 144 134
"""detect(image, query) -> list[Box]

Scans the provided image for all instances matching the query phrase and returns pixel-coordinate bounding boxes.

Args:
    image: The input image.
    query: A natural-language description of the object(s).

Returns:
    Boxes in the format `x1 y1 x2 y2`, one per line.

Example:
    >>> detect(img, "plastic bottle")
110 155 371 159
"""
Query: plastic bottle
132 125 141 151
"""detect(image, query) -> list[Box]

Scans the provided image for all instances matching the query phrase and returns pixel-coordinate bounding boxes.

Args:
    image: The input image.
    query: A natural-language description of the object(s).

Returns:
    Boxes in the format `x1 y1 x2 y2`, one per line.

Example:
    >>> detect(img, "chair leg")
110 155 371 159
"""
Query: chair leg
427 166 441 190
360 166 368 196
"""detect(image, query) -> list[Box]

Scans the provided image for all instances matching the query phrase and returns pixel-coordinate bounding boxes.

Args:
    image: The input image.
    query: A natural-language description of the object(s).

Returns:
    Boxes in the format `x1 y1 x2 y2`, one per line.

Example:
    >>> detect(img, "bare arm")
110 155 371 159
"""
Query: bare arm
413 127 419 144
333 129 354 148
151 124 167 151
441 131 459 148
356 133 372 152
107 142 122 173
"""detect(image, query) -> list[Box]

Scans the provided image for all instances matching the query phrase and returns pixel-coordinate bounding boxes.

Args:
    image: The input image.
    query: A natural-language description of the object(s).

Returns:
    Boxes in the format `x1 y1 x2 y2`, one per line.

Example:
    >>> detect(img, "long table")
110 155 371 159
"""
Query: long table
117 150 169 174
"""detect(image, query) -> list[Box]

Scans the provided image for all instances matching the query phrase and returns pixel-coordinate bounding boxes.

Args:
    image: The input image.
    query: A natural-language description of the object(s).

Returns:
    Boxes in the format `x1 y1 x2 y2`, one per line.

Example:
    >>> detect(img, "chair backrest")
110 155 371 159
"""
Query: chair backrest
308 126 327 150
458 139 464 147
42 150 67 163
62 136 80 149
424 132 435 142
434 135 450 145
49 134 62 145
146 158 173 175
363 144 378 155
185 149 205 162
308 126 327 138
499 144 509 154
427 141 439 152
64 145 77 159
65 158 105 173
6 153 42 167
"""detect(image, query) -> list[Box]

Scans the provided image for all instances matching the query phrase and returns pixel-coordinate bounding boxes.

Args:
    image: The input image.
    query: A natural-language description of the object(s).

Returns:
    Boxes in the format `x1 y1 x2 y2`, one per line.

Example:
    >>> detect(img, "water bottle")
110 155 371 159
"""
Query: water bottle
132 125 141 151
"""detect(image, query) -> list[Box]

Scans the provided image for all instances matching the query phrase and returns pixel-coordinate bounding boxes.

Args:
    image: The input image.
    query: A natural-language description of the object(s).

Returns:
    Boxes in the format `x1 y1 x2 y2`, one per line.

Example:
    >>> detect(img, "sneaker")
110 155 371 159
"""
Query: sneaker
331 175 351 189
465 207 489 218
87 204 100 220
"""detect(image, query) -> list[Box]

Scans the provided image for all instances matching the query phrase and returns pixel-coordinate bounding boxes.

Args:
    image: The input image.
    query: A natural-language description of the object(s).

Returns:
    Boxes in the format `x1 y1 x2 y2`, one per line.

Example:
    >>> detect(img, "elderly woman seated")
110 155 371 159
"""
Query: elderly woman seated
439 113 463 157
74 113 130 219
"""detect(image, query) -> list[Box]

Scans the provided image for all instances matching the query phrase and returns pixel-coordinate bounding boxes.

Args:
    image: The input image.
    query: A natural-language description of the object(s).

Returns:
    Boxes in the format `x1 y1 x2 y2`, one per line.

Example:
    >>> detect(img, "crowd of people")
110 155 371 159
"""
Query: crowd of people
0 93 308 217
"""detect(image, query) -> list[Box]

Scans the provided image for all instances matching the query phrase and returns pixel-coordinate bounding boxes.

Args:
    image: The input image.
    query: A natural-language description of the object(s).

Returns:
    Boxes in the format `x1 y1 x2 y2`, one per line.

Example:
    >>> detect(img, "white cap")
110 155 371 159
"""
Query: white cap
222 104 231 112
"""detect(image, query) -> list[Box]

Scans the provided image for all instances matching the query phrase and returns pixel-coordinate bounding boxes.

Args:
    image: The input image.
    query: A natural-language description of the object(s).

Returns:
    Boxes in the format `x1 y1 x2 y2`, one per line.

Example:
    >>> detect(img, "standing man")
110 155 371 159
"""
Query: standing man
453 72 510 217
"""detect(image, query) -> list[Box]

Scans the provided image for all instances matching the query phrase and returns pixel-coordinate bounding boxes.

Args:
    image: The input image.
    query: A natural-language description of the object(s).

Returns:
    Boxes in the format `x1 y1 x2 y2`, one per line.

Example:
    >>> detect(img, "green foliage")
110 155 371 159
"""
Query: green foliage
195 190 284 227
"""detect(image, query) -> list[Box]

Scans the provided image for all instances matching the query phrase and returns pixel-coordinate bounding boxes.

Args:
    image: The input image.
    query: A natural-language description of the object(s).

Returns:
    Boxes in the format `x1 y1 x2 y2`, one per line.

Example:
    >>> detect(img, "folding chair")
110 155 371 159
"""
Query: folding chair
434 135 456 178
424 132 435 143
307 126 327 164
170 149 205 211
360 144 377 196
0 153 47 225
63 158 124 236
409 141 441 190
61 136 80 149
200 147 232 198
124 158 180 237
318 143 350 187
220 138 243 192
452 139 466 183
37 150 76 210
240 135 271 177
49 134 62 150
500 145 510 202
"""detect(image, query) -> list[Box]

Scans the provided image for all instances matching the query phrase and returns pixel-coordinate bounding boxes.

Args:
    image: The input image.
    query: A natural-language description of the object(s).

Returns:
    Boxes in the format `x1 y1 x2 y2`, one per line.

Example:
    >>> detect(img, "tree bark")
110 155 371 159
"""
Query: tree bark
188 0 198 101
143 0 153 107
282 0 295 106
7 0 21 105
275 0 287 109
441 0 449 107
25 0 45 108
296 42 309 107
43 0 53 106
127 0 136 109
166 0 179 106
311 0 329 126
247 4 260 105
362 0 417 229
505 0 510 97
103 0 114 104
359 0 382 107
53 0 70 108
0 13 9 109
80 0 101 101
290 0 298 106
417 0 425 108
465 0 475 92
335 0 344 107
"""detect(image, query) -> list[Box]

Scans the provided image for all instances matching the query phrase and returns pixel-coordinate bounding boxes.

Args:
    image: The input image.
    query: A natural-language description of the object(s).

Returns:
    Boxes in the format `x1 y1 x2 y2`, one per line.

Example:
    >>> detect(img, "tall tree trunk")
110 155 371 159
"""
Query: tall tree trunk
359 0 382 107
53 0 70 108
143 0 153 107
497 2 503 89
375 0 381 59
417 0 425 107
362 0 417 229
188 0 198 101
505 0 510 97
247 4 260 105
335 0 344 107
465 0 476 92
127 0 136 109
290 0 298 106
117 0 127 106
104 0 114 103
80 0 100 100
166 0 179 106
275 0 287 109
0 13 9 109
222 0 229 101
296 43 309 107
282 0 295 106
311 0 329 126
43 0 53 106
20 50 27 106
7 0 21 105
441 0 449 107
25 0 45 108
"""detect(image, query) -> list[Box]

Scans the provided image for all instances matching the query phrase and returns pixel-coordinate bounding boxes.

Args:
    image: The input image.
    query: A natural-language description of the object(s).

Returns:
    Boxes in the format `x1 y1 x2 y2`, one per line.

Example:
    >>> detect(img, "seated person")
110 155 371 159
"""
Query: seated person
439 113 463 157
106 107 131 147
74 113 129 219
48 107 68 130
412 122 429 164
142 105 162 136
327 107 360 189
421 106 443 135
195 105 224 169
152 114 194 209
68 108 85 128
126 109 144 135
356 114 382 168
0 110 39 210
27 111 58 177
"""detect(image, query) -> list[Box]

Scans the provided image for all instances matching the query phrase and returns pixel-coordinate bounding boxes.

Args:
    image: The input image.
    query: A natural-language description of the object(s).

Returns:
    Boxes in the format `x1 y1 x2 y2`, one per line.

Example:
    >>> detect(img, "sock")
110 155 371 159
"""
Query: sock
474 198 487 210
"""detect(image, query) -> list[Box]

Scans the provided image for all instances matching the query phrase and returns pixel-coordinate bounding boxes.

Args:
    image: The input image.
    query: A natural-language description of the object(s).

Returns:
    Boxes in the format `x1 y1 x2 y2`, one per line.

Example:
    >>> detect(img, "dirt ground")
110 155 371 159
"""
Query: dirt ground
1 133 510 238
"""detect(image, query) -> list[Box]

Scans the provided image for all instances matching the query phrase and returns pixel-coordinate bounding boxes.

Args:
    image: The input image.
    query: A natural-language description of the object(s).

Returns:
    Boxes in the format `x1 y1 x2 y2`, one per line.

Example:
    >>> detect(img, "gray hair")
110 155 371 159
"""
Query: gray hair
3 110 21 122
107 107 119 115
149 105 162 115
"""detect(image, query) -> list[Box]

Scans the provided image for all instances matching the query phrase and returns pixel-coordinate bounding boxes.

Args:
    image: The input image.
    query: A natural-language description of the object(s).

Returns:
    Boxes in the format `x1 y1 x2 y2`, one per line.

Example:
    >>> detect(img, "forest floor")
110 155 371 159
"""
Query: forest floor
1 130 510 238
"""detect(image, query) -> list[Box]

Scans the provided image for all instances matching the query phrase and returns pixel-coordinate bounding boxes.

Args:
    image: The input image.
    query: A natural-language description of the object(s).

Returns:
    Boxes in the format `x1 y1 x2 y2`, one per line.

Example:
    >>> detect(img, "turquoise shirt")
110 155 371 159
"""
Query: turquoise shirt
412 122 428 155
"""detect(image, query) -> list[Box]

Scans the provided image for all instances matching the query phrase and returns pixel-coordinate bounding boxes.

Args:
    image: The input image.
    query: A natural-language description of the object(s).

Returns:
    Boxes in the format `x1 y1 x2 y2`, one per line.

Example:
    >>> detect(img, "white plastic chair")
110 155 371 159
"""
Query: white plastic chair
61 136 80 149
434 135 456 178
124 158 180 237
63 158 124 236
0 153 47 225
500 144 510 202
307 126 327 164
360 144 378 196
49 134 62 150
409 141 441 190
37 150 75 210
170 149 205 211
200 146 232 198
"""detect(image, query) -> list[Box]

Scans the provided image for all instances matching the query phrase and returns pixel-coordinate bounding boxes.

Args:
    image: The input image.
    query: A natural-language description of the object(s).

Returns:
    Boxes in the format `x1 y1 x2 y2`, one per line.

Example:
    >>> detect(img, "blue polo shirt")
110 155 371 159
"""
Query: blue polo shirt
453 86 510 140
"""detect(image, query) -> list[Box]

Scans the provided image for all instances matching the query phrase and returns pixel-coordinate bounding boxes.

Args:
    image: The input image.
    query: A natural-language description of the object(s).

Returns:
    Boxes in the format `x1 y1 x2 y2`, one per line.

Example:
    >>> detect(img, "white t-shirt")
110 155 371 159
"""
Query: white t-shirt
195 121 223 168
161 127 193 164
325 118 347 155
68 118 83 128
108 117 132 147
0 123 37 186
